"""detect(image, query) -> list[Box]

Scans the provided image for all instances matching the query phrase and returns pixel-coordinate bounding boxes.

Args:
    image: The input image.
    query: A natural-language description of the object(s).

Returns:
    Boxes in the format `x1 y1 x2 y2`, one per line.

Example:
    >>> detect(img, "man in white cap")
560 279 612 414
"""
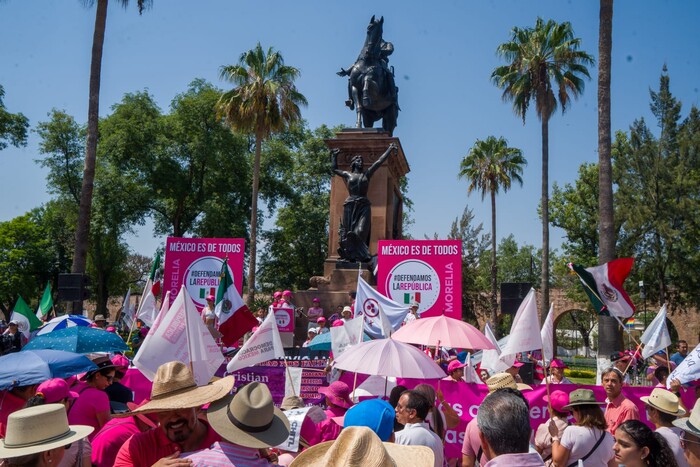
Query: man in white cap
113 361 234 467
185 382 290 465
403 302 420 326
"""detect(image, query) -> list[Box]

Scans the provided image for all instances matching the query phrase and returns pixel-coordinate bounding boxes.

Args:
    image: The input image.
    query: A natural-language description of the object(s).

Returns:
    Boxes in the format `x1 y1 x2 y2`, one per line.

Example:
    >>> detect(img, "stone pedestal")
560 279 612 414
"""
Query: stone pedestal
323 129 410 282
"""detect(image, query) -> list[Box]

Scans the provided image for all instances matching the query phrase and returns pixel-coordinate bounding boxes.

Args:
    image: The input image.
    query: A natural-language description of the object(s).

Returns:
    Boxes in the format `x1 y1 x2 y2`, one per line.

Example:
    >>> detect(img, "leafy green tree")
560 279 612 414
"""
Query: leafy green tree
218 43 308 306
0 84 29 150
258 124 333 290
73 0 152 276
494 235 540 285
492 18 594 321
459 136 525 333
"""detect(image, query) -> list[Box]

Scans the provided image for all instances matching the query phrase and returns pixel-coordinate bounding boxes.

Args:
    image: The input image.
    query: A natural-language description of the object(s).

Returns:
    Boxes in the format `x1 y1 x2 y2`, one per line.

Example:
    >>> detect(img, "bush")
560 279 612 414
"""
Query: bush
565 368 596 379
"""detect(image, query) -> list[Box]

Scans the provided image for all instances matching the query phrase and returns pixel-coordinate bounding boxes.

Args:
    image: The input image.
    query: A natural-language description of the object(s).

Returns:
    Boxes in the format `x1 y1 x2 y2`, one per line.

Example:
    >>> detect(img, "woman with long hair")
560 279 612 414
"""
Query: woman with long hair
67 355 116 442
614 420 679 467
549 389 616 467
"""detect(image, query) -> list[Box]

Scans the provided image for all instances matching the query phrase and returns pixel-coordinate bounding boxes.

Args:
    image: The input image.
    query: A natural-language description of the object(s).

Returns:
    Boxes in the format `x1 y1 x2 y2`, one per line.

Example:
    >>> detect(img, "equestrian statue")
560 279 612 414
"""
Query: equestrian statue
338 15 399 136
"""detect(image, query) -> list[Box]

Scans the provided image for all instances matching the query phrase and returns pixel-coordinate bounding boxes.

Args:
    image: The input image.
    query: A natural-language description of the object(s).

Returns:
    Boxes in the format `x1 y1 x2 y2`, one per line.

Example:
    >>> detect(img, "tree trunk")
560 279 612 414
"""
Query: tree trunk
541 114 550 325
490 189 498 337
246 130 262 306
597 0 622 379
72 0 108 275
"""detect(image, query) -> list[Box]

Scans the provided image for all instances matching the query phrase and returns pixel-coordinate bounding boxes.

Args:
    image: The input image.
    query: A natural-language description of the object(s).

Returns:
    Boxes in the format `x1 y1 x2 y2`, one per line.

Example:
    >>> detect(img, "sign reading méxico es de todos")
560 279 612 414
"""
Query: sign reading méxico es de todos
163 237 245 310
377 240 462 319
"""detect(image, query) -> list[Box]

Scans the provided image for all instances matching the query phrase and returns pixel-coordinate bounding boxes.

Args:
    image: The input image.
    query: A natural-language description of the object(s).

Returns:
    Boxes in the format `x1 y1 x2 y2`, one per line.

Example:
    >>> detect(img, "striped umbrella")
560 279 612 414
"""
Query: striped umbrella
37 314 93 336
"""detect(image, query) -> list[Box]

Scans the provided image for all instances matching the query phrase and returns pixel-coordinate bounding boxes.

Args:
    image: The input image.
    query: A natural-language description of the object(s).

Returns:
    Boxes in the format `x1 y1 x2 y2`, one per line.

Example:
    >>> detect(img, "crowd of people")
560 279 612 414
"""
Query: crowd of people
1 290 699 466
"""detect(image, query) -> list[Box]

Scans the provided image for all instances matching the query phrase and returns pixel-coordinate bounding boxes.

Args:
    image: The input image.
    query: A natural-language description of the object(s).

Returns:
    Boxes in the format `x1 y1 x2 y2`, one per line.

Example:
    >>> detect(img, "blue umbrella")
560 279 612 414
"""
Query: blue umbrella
37 314 93 336
0 349 97 390
23 326 128 354
307 331 372 351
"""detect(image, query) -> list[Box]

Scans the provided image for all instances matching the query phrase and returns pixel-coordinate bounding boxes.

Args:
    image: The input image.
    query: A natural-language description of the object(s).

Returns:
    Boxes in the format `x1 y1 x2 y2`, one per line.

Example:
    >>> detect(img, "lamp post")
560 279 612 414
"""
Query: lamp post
639 280 647 330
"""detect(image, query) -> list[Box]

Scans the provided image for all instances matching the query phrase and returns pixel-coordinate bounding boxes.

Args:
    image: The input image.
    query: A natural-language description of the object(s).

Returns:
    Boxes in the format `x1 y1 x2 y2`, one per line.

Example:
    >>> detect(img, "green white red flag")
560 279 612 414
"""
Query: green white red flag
11 296 42 339
35 282 53 320
568 258 636 319
214 258 257 347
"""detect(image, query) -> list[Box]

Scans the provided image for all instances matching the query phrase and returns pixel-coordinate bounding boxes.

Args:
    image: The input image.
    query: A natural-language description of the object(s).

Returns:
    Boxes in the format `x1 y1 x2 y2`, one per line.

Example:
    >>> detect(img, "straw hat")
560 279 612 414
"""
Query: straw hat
280 395 305 411
562 389 605 410
290 426 434 467
674 399 700 436
641 388 686 416
0 404 93 458
207 382 290 449
485 373 532 393
126 361 234 414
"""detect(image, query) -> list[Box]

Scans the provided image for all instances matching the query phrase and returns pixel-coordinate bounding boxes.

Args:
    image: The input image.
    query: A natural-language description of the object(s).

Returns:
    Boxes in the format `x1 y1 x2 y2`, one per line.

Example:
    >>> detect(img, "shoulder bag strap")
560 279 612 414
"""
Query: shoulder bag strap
567 429 605 467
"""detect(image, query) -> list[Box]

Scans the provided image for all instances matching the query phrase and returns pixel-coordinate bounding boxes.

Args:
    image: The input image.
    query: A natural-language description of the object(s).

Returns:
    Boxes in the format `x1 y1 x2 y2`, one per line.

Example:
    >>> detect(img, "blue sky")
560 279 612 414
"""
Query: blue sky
1 1 698 258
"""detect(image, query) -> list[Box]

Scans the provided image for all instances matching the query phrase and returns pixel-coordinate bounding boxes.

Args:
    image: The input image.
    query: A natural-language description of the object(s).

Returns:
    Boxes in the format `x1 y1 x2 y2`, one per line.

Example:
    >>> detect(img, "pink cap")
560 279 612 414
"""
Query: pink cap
312 298 320 303
111 354 130 369
332 320 344 327
36 378 78 404
544 390 570 413
550 359 567 369
512 361 525 368
283 290 292 296
273 291 282 298
206 294 215 302
317 317 326 323
88 323 98 328
105 326 116 333
447 360 467 373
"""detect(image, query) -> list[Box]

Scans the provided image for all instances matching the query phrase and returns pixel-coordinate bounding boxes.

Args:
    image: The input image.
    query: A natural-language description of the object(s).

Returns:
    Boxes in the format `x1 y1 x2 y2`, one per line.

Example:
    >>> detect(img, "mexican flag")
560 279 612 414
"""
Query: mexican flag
136 252 161 327
568 258 636 318
11 296 42 339
35 282 53 320
214 258 257 347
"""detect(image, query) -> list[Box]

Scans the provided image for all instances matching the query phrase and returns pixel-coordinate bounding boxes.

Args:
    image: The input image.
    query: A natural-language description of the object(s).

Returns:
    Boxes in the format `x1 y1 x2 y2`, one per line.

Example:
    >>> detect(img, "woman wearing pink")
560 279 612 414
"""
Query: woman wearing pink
315 381 354 442
68 355 117 441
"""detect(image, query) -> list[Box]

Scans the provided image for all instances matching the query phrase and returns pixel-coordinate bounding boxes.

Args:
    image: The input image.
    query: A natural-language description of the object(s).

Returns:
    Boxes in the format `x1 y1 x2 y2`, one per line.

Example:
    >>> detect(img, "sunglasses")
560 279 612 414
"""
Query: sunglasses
64 443 72 450
680 431 700 449
100 374 115 382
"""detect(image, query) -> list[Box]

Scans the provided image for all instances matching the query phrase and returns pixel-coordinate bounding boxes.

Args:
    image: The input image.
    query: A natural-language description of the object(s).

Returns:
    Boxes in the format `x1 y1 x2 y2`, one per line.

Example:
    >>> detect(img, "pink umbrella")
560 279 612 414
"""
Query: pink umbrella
392 315 495 350
332 338 446 379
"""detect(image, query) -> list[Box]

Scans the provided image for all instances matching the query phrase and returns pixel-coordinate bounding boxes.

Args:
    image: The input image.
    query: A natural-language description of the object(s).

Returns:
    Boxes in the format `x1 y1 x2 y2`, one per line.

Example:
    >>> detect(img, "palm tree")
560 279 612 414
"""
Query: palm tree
72 0 152 277
598 0 623 363
492 18 594 321
459 136 525 336
218 43 307 306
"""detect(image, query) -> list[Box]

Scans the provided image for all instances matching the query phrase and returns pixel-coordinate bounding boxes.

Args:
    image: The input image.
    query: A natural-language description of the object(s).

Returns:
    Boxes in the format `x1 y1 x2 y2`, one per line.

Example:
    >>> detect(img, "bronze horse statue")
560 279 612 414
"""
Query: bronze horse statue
338 15 399 136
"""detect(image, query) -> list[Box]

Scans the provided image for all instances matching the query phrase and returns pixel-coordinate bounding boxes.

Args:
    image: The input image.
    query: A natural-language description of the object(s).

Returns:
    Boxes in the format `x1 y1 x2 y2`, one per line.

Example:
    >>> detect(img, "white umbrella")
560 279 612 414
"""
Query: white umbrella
37 314 93 336
332 338 446 379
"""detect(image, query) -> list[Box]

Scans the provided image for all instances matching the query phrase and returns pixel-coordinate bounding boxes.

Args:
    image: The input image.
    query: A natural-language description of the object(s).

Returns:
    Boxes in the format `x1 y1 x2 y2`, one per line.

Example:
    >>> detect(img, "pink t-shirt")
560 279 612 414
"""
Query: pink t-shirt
560 425 615 467
67 382 111 441
461 418 488 465
91 417 143 467
0 390 28 438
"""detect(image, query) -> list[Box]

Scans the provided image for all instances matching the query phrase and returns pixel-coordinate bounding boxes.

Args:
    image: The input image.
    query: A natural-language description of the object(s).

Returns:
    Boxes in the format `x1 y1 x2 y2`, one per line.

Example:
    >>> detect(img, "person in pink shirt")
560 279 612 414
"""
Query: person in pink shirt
315 381 354 442
113 361 234 467
67 355 118 441
603 367 640 435
306 298 324 326
91 400 157 467
0 383 37 437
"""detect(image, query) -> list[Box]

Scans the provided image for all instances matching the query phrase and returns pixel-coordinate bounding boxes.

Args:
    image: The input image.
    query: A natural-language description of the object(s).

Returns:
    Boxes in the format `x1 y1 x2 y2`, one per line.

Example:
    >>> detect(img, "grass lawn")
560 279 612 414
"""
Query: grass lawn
568 376 596 385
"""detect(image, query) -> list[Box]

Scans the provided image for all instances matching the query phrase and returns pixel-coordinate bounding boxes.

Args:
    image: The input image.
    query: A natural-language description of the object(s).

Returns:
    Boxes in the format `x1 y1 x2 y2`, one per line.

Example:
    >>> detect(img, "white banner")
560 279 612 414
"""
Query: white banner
354 276 409 338
500 288 542 364
227 312 285 373
134 286 223 386
668 342 700 388
480 323 510 374
330 316 364 357
641 305 672 359
541 303 555 362
284 366 303 399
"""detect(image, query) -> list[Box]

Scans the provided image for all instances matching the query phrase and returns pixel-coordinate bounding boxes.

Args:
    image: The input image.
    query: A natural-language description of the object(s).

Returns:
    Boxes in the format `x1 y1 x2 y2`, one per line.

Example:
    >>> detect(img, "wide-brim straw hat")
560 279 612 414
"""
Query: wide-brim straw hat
208 381 290 449
562 389 605 410
280 395 305 411
0 404 93 458
485 372 532 393
641 387 686 416
674 399 700 436
289 426 434 467
125 361 234 414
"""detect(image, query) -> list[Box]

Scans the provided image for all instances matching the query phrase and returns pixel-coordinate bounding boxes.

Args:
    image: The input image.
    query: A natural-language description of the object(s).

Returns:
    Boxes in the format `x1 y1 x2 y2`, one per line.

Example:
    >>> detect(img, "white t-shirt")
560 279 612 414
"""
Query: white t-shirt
560 425 614 467
657 426 689 467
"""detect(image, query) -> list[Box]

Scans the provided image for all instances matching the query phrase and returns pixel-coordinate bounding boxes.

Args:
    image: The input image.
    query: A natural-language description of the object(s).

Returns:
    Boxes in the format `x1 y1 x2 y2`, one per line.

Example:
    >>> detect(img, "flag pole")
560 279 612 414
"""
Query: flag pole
665 348 672 374
622 341 643 376
282 357 297 397
182 286 195 375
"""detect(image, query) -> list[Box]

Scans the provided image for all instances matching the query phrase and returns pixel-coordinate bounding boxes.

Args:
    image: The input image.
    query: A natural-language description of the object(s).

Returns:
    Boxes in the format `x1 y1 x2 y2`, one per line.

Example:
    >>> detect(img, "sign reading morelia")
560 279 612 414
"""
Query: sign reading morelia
377 240 462 319
163 237 245 310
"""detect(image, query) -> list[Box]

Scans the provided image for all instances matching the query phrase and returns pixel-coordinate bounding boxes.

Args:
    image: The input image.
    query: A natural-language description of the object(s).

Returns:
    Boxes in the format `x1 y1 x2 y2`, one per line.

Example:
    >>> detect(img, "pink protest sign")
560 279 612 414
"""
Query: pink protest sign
273 307 295 332
377 240 462 319
163 237 245 310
